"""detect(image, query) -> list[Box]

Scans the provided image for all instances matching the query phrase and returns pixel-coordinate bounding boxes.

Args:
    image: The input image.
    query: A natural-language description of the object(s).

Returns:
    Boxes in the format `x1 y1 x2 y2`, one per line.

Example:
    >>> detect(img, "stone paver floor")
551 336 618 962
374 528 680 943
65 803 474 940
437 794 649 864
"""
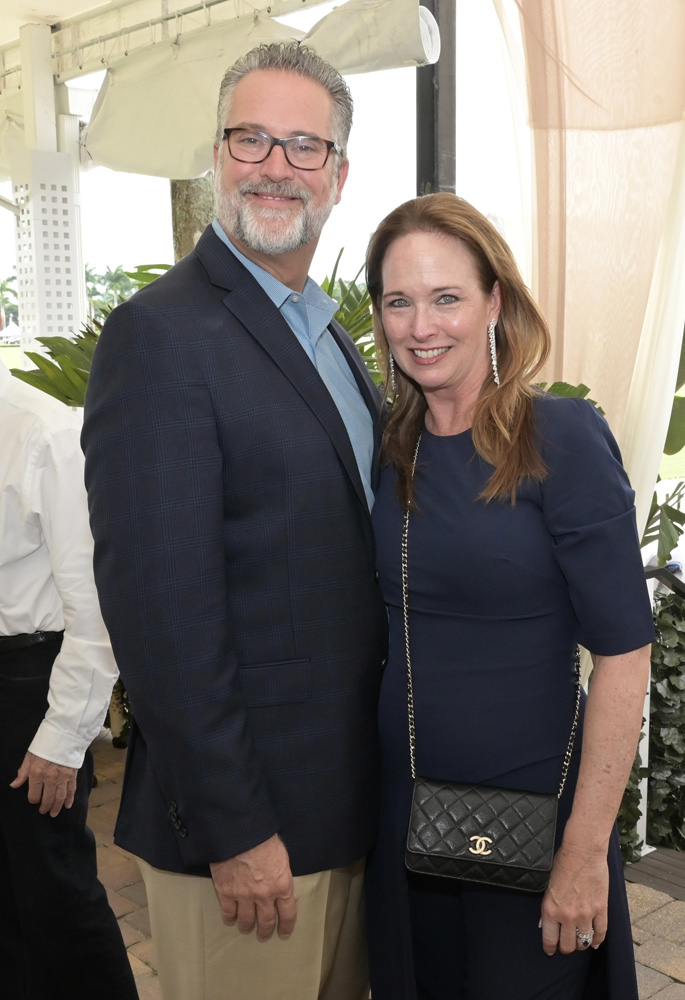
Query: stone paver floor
90 732 685 1000
628 882 685 998
90 731 161 999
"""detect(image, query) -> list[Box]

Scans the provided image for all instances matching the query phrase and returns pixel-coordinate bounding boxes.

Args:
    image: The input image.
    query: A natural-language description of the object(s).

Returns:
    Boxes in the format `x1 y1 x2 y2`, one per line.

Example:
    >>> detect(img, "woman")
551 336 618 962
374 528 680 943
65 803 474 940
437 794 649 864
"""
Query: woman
365 193 654 1000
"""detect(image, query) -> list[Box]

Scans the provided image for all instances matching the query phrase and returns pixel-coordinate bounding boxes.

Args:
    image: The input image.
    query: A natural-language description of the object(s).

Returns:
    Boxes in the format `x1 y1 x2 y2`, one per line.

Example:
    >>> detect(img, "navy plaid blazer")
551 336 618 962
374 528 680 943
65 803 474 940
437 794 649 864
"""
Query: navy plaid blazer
82 226 388 876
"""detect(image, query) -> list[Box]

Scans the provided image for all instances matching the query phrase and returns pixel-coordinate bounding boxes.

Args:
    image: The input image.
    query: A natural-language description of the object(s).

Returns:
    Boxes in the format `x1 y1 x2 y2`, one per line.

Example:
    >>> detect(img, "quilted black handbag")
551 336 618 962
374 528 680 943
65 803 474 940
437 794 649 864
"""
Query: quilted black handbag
401 436 581 893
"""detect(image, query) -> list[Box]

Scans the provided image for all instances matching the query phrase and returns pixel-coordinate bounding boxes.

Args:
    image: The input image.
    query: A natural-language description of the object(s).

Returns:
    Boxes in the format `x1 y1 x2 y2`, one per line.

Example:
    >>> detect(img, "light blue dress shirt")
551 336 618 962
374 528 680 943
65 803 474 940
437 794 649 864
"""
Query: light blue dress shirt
212 219 374 510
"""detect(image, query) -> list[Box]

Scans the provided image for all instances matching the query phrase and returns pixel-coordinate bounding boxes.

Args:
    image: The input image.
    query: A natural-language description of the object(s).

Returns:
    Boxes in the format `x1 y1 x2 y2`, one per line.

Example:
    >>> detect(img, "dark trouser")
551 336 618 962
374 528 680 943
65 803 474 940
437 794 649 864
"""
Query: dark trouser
0 635 138 1000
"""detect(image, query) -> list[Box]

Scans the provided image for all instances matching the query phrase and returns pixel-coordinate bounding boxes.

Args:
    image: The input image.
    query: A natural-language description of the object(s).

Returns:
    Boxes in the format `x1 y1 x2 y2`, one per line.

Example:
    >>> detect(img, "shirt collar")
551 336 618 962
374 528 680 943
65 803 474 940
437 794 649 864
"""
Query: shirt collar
211 218 337 325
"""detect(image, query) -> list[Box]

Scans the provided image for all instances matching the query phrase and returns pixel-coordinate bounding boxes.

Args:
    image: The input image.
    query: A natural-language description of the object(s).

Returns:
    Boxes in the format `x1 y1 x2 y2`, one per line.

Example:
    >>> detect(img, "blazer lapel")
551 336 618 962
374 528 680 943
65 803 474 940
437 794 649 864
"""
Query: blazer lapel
195 229 372 514
328 319 383 488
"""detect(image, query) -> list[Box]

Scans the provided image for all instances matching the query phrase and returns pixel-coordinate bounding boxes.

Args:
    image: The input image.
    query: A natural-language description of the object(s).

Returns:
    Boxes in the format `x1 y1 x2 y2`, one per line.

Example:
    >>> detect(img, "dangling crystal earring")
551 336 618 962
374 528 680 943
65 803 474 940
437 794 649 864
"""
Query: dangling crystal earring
488 319 500 386
389 353 398 395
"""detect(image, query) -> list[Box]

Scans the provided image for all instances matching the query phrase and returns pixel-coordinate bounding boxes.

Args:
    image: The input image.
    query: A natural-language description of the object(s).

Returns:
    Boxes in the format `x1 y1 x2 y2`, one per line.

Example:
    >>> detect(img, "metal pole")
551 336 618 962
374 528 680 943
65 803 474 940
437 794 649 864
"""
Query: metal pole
416 0 456 196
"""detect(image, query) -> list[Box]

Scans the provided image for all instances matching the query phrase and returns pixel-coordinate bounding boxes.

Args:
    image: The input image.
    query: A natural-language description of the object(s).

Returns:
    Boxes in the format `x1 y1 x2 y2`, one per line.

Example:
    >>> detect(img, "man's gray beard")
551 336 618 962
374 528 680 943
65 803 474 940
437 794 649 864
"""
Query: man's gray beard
214 175 338 256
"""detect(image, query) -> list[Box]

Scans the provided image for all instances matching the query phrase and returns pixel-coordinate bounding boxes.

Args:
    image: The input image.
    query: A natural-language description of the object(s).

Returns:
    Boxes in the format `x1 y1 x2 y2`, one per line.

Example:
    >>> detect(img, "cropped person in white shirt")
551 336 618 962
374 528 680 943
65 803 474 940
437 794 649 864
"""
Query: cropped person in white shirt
0 359 138 999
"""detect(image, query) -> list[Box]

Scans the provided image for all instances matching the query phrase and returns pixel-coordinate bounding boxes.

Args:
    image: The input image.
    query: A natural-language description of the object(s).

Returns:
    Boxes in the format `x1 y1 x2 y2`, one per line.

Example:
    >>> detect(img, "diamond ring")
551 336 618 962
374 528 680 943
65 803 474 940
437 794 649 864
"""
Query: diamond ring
576 928 594 948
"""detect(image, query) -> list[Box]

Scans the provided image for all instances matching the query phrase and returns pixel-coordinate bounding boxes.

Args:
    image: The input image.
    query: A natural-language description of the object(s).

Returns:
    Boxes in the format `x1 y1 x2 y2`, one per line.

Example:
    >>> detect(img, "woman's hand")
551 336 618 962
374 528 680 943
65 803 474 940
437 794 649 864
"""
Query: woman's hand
539 843 608 955
537 644 650 956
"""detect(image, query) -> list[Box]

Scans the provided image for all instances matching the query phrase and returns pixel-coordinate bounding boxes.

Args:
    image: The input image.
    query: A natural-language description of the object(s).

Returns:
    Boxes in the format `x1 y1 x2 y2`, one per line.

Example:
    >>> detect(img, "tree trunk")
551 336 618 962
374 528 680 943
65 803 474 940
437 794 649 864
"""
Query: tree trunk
170 176 215 262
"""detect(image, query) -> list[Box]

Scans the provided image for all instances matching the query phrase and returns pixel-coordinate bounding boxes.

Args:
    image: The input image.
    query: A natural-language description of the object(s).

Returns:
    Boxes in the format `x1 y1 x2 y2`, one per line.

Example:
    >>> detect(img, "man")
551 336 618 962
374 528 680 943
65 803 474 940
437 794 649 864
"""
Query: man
0 358 138 999
82 42 388 1000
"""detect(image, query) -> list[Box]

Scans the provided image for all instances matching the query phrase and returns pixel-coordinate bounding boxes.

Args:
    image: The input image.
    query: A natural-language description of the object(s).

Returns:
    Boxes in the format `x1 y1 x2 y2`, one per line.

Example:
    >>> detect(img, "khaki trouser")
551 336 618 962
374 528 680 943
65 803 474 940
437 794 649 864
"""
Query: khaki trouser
137 856 368 1000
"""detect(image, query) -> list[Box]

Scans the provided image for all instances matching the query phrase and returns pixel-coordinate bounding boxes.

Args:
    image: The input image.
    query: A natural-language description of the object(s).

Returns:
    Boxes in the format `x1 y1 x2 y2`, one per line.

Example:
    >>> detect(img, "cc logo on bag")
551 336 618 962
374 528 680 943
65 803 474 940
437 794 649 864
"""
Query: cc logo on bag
468 835 493 856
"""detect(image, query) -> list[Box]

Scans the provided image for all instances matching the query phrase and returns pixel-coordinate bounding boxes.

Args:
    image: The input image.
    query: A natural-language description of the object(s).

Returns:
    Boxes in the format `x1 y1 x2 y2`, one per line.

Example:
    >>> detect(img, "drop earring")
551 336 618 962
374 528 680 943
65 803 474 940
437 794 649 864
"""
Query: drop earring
488 319 500 386
389 353 398 395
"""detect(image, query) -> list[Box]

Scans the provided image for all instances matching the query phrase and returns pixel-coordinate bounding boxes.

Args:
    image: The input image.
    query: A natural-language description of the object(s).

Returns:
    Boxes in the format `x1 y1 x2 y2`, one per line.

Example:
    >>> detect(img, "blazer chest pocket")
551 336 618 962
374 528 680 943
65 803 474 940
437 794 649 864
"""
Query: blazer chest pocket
238 658 312 708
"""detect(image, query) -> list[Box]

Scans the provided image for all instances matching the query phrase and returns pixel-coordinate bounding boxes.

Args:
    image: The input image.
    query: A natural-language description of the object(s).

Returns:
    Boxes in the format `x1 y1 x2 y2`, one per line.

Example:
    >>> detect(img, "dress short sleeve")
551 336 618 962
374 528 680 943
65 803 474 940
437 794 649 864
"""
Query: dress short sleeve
535 394 655 655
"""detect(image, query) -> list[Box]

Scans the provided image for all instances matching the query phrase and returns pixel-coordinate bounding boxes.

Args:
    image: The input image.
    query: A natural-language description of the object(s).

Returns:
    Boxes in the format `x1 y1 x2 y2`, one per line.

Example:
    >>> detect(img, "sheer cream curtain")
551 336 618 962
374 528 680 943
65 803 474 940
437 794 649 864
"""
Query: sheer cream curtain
501 0 685 534
622 130 685 532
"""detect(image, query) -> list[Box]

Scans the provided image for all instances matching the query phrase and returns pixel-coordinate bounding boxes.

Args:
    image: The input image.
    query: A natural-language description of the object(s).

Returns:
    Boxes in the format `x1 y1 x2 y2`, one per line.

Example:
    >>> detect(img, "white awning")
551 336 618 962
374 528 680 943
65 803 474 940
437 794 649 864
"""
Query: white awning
82 14 302 178
0 0 439 180
81 0 439 177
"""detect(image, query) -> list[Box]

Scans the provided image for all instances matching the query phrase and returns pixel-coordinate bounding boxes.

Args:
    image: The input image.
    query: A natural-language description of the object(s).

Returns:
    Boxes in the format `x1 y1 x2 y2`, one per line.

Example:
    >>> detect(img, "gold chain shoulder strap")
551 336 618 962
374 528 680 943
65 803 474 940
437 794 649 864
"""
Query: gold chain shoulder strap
401 434 581 798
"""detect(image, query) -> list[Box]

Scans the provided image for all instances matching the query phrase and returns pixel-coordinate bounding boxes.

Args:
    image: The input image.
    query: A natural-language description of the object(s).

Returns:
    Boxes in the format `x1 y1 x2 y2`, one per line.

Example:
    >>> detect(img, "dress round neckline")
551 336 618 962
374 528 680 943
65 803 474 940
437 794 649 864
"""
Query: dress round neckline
422 423 472 441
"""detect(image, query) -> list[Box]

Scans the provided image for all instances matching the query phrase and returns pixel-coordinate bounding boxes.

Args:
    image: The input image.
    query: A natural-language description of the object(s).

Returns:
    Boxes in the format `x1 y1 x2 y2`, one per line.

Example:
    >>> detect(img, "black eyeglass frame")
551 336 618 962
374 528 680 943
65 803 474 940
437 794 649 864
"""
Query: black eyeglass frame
222 128 343 170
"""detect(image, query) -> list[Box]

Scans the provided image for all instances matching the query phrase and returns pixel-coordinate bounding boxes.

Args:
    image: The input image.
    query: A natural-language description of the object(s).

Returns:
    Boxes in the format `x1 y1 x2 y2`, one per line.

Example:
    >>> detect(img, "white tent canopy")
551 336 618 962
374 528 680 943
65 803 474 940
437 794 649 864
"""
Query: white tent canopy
0 0 440 179
82 1 440 178
2 0 106 48
0 0 439 373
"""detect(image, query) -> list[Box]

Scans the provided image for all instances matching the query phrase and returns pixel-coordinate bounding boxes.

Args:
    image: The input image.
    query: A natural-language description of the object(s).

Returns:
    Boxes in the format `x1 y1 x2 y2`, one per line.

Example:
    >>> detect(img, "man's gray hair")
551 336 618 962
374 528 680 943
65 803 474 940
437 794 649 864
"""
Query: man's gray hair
215 41 353 153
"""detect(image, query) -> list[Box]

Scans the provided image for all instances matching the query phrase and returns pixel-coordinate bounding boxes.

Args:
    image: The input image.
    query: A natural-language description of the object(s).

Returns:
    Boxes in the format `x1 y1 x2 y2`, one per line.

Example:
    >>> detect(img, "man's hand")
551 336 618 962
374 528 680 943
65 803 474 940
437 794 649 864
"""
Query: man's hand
9 751 78 818
210 833 297 942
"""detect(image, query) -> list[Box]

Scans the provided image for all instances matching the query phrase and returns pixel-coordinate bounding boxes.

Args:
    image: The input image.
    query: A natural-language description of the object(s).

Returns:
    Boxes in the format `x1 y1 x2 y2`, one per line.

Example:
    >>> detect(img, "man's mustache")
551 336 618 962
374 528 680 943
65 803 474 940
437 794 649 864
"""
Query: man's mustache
236 180 311 204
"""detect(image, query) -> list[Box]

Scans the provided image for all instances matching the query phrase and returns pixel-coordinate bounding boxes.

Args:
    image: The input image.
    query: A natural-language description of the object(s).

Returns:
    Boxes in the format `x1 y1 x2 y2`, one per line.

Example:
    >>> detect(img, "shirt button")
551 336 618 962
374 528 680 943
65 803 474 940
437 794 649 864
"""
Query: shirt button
291 294 300 302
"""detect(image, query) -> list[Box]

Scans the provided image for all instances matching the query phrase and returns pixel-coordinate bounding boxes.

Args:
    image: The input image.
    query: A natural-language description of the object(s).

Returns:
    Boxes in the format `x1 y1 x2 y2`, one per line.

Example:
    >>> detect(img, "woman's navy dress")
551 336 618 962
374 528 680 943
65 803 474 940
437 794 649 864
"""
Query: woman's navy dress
368 394 655 1000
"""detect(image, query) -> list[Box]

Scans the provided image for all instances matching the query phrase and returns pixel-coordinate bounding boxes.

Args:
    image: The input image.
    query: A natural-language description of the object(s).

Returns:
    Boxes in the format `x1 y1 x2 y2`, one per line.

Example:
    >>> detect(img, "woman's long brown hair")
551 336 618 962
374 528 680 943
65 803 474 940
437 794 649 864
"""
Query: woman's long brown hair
366 193 551 508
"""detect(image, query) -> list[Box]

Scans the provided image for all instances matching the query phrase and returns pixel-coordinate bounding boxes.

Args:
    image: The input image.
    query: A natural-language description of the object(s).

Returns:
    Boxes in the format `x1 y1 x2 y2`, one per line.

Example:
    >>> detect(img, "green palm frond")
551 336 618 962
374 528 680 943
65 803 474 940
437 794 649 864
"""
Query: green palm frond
323 250 380 385
10 327 101 408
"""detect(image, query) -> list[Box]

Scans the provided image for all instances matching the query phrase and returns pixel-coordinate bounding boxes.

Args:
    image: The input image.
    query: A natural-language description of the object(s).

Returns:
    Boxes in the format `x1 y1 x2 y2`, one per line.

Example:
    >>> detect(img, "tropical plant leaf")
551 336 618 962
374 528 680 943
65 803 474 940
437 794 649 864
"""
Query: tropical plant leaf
642 481 685 564
321 248 346 299
10 323 101 408
673 326 685 394
663 396 685 455
658 514 683 567
124 264 173 288
626 592 685 854
662 503 685 527
10 368 74 405
22 351 81 400
53 355 89 403
536 381 604 413
35 336 95 371
322 249 379 382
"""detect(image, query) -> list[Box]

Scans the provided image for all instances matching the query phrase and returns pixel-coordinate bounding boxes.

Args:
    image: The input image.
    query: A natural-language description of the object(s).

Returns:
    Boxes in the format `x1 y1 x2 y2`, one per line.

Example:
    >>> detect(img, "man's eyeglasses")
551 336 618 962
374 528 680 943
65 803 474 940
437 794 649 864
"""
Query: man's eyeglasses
223 128 342 171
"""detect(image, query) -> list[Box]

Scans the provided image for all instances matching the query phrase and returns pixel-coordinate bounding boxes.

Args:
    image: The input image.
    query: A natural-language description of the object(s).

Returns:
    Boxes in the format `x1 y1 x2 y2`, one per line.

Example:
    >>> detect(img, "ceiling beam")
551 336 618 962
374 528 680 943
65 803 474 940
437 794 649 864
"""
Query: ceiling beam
1 0 331 88
0 194 20 216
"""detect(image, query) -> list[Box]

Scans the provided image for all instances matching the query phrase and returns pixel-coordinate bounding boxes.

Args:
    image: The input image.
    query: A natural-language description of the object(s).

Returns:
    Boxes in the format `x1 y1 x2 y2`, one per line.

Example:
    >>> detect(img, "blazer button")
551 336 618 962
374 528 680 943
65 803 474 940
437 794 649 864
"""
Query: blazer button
178 825 188 838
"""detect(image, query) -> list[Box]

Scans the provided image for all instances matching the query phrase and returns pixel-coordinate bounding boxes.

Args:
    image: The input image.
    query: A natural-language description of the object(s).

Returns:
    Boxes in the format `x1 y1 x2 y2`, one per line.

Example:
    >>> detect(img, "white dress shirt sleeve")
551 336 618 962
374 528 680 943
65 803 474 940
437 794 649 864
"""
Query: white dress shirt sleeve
26 423 119 769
